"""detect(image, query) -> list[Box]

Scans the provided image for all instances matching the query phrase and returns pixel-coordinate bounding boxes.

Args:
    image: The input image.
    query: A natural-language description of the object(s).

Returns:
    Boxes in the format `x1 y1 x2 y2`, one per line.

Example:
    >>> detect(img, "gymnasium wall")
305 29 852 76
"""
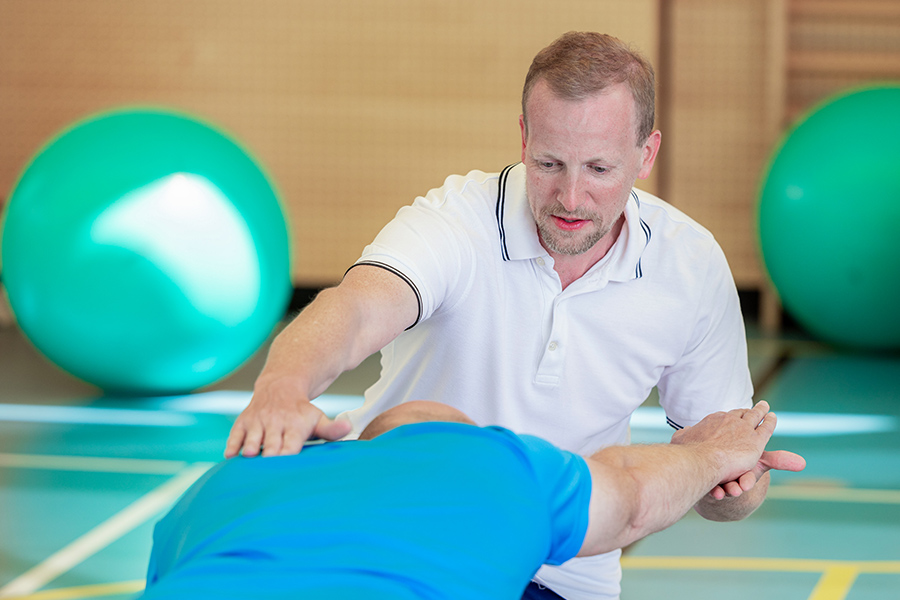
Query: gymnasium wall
0 0 658 287
662 0 900 291
2 0 898 294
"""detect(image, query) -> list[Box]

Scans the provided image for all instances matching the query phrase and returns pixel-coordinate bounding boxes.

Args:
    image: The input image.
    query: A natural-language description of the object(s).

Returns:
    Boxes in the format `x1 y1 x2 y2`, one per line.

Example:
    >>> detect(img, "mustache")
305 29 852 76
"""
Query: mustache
542 204 597 221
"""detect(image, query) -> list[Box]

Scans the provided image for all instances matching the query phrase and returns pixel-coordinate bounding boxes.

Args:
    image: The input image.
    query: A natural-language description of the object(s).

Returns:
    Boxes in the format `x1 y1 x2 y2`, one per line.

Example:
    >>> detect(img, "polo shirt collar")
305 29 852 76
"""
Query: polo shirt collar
495 162 650 281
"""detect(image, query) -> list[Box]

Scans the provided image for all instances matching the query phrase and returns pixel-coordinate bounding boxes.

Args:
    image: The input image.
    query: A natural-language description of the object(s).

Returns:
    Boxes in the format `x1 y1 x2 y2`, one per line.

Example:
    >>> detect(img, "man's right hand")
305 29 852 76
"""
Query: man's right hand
672 401 805 494
222 266 419 459
224 379 352 458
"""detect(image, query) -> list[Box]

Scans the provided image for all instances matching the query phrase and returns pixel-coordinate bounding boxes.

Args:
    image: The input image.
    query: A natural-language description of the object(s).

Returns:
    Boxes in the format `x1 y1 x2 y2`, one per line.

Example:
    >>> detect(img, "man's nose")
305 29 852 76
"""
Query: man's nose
557 173 584 212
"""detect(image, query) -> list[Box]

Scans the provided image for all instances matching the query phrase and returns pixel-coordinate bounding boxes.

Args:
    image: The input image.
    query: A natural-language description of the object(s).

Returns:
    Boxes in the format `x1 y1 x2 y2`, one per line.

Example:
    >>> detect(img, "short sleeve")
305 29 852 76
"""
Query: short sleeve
657 242 754 428
354 173 496 323
514 433 592 565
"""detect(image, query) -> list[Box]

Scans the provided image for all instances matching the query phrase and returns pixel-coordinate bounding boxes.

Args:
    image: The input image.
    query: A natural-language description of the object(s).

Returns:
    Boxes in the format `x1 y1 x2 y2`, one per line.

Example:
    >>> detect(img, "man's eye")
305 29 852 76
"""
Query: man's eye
591 166 608 174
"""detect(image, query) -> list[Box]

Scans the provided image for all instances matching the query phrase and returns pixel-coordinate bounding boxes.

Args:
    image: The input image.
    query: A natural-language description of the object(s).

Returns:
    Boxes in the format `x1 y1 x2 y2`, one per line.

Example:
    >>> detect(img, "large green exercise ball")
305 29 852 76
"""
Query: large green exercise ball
757 85 900 350
1 108 292 394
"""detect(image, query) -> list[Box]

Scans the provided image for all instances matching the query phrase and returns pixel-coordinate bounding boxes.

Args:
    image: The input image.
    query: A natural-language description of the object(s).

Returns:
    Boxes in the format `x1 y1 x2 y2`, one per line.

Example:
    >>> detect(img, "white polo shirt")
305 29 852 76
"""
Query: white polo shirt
342 163 752 600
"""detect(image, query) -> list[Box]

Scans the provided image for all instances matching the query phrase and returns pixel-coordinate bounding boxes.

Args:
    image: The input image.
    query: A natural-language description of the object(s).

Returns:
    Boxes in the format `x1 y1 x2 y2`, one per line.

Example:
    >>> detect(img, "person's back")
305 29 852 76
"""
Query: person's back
143 421 591 599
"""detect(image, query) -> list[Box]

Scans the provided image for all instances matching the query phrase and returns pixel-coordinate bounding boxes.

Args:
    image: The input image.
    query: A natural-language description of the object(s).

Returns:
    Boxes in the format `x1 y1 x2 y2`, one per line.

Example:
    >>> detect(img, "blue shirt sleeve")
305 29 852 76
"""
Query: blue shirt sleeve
501 430 592 565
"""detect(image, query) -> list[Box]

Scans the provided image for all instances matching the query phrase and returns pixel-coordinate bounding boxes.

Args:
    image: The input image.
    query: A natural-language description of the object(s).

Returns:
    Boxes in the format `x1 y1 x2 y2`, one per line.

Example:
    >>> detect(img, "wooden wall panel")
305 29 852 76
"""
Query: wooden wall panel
0 0 659 286
787 0 900 123
663 0 900 297
663 1 775 289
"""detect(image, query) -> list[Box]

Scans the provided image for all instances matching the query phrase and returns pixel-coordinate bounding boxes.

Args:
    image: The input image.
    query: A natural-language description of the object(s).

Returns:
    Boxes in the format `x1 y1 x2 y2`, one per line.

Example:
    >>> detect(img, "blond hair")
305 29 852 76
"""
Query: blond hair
522 31 656 144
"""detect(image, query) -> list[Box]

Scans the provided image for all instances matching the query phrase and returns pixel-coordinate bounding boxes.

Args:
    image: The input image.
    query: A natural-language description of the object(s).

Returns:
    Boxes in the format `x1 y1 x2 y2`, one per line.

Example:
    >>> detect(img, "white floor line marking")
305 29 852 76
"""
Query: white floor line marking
0 404 196 427
0 463 212 599
0 453 190 475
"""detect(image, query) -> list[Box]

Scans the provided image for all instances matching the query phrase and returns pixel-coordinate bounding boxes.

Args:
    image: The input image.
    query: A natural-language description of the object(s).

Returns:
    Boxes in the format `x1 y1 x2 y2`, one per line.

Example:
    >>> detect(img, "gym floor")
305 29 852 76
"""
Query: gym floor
0 313 898 600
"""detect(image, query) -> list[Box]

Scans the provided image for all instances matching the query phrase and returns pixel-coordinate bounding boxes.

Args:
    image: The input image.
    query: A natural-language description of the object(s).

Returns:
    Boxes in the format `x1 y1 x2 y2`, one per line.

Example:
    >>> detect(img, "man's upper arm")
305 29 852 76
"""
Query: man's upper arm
576 458 635 557
337 264 420 351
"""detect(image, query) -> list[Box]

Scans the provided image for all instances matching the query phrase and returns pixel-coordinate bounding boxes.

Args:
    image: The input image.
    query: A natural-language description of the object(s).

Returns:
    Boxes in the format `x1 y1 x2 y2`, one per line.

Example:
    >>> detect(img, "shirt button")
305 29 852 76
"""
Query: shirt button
548 341 558 351
536 257 545 266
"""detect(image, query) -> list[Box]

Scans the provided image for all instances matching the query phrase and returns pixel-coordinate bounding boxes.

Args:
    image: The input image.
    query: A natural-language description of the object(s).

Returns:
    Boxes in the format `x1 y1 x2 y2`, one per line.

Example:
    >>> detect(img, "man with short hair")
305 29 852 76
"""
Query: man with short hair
146 401 803 599
227 32 759 599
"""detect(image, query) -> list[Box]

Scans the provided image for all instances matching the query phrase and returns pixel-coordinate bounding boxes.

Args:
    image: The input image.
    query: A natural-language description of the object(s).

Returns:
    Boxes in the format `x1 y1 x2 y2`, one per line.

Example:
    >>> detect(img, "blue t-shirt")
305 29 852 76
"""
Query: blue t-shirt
142 422 591 599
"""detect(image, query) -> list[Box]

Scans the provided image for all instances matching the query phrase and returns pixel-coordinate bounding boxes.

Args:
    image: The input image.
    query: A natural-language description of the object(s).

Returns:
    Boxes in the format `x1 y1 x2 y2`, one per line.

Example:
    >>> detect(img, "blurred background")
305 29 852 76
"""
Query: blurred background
1 3 900 599
4 0 898 327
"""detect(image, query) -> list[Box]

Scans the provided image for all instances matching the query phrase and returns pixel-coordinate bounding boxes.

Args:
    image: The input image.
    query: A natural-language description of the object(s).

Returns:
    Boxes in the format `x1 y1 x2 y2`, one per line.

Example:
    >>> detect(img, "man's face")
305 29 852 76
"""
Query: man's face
520 80 659 260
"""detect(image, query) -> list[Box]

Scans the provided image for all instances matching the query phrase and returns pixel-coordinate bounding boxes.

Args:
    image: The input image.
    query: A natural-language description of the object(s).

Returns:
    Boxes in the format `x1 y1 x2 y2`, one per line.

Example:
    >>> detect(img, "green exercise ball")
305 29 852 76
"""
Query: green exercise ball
757 85 900 350
1 108 292 394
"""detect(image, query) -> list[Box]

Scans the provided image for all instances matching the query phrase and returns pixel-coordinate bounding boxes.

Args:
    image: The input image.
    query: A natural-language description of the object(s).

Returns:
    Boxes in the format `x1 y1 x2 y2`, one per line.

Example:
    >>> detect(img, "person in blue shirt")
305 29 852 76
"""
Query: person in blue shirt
142 400 803 599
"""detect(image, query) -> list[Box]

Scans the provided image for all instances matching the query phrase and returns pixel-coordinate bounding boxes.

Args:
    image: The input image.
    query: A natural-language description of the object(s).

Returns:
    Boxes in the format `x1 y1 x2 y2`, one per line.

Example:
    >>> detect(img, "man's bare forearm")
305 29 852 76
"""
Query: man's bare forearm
257 266 418 400
225 266 418 457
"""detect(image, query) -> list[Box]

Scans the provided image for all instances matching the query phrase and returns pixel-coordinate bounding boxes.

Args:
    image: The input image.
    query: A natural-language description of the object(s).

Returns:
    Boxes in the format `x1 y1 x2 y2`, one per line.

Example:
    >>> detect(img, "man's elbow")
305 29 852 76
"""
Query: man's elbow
577 463 643 556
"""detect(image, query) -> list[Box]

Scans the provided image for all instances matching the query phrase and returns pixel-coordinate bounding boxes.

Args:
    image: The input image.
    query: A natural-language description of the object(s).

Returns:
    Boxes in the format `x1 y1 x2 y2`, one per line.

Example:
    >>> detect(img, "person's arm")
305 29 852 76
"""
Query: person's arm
224 265 419 458
682 422 810 520
577 402 805 556
657 241 766 518
689 460 769 521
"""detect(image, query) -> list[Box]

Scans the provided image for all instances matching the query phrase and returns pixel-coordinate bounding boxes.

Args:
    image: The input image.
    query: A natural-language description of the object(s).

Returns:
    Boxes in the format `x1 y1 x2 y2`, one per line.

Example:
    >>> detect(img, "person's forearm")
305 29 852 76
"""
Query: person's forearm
257 287 373 401
615 444 725 542
224 266 420 457
257 266 419 401
579 403 782 556
579 443 725 555
694 471 769 522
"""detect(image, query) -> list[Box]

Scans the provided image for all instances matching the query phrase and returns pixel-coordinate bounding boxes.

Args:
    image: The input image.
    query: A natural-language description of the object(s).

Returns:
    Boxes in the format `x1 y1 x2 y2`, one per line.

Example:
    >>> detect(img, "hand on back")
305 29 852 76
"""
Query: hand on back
224 376 352 458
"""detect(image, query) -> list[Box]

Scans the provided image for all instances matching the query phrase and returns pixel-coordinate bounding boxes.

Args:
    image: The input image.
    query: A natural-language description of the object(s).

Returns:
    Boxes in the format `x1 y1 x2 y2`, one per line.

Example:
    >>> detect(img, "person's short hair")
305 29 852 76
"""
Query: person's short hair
522 31 656 145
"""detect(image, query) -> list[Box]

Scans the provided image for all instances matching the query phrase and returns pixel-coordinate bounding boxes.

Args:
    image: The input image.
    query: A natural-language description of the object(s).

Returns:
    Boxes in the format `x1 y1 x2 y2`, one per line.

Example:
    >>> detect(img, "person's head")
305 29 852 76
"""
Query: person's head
358 400 476 440
521 31 656 145
519 32 661 263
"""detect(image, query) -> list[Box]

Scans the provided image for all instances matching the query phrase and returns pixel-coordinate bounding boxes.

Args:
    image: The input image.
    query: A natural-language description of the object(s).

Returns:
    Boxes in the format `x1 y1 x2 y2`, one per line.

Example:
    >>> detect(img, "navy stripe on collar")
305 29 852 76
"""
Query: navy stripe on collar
632 190 651 279
496 174 651 278
495 163 518 262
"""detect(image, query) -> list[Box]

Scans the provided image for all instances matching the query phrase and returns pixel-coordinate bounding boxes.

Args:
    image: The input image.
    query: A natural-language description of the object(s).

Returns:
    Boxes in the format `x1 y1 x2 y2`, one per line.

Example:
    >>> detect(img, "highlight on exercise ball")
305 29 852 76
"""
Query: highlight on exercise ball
1 108 293 394
757 85 900 350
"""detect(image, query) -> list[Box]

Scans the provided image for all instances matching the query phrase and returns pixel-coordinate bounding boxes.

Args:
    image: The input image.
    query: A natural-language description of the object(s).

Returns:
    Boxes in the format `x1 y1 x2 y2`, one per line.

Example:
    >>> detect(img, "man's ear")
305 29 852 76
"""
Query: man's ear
519 114 528 162
637 130 662 180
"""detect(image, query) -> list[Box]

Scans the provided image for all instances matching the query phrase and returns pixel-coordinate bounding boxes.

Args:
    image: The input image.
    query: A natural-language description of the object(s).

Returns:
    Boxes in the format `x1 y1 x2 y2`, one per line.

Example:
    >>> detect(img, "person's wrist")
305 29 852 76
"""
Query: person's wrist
697 444 729 488
253 372 312 403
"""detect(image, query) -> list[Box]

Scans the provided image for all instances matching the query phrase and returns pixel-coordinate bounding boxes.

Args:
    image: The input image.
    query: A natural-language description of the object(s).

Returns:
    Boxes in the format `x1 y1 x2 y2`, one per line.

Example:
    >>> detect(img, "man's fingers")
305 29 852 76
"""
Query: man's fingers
721 480 744 498
281 427 310 456
240 425 265 458
249 406 348 457
224 423 247 459
755 411 778 438
314 415 353 442
760 450 807 473
261 426 285 457
263 410 324 456
738 470 759 493
281 414 325 455
746 400 770 425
